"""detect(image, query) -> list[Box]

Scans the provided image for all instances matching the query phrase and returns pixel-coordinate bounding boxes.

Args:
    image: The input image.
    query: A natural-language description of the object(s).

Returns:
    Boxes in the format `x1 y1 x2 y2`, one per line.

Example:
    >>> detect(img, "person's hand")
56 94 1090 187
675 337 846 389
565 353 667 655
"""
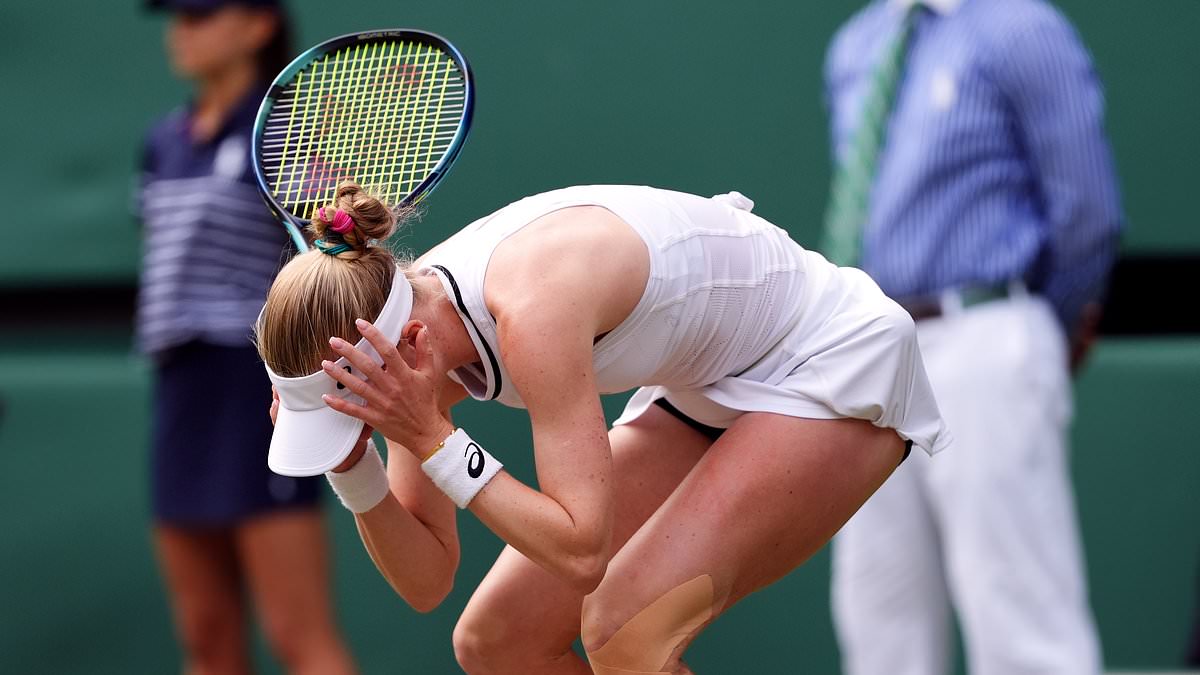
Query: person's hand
322 318 455 458
1069 303 1102 375
269 386 279 426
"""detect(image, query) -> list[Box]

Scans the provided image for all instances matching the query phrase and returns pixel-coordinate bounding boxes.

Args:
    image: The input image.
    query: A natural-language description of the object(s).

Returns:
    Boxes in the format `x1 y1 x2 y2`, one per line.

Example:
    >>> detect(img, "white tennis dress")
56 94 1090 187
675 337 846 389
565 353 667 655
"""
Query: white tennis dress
420 185 950 455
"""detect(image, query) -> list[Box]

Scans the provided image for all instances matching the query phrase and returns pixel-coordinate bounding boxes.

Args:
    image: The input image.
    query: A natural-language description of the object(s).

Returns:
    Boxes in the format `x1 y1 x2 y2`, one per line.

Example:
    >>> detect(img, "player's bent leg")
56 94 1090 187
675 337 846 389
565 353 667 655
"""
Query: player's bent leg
453 405 713 675
453 545 594 675
581 413 905 674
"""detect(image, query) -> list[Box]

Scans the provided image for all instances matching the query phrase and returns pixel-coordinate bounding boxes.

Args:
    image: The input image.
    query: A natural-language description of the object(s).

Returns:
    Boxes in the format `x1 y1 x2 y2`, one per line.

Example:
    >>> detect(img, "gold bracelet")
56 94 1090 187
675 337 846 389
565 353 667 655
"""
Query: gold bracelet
422 429 456 462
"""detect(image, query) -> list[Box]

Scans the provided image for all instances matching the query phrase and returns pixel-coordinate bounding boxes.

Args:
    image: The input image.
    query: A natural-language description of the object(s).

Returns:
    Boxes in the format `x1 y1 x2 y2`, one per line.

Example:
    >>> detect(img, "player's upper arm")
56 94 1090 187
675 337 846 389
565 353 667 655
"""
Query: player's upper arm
490 252 614 535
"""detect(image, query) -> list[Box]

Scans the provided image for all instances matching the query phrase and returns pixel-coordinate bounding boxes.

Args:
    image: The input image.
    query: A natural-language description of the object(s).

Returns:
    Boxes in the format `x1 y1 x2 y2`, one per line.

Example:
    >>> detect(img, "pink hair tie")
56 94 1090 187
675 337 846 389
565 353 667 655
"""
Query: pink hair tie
323 207 355 234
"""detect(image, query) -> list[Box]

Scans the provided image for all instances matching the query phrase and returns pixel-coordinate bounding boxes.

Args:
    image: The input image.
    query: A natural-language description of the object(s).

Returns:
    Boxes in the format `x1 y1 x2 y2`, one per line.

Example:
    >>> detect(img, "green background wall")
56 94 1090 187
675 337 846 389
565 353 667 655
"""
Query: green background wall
1 1 1197 673
1 0 1198 286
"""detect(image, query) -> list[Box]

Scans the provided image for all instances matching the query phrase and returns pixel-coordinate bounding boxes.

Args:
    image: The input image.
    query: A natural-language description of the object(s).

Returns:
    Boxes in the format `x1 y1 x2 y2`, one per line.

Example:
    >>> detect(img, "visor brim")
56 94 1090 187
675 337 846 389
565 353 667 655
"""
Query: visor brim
267 404 364 477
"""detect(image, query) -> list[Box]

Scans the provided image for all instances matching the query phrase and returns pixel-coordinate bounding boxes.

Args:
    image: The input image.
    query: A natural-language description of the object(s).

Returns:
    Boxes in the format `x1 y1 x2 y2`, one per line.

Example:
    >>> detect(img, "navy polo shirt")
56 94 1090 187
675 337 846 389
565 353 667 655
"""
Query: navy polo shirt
136 87 289 356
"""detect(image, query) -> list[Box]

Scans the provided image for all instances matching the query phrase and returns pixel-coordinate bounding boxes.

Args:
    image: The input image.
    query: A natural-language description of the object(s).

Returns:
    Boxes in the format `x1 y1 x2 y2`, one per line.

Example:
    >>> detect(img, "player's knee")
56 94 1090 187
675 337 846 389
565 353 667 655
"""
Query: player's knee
451 614 495 674
581 575 715 674
579 591 618 656
453 609 532 674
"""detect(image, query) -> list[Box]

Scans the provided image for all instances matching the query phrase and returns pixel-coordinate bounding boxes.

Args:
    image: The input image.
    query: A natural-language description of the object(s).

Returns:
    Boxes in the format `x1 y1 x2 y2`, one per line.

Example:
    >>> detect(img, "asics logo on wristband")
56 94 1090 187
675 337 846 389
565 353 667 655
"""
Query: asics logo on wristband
422 429 502 509
465 442 485 478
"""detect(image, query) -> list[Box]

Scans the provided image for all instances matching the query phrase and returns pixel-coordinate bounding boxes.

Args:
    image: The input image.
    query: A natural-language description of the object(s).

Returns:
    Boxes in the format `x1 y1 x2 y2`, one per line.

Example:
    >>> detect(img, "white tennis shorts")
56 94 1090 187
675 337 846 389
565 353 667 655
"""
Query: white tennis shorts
614 266 951 456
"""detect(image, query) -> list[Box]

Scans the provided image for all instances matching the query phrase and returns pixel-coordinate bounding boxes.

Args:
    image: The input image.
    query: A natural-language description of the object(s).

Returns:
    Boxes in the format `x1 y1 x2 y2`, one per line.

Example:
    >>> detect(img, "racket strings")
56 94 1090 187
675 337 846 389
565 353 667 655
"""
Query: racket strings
261 39 467 218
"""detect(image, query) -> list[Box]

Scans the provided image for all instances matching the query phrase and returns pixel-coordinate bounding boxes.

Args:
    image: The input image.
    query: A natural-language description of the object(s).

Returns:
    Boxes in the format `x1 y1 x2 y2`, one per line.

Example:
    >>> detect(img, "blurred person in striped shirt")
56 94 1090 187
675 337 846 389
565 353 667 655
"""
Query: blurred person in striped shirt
137 1 355 673
821 0 1121 673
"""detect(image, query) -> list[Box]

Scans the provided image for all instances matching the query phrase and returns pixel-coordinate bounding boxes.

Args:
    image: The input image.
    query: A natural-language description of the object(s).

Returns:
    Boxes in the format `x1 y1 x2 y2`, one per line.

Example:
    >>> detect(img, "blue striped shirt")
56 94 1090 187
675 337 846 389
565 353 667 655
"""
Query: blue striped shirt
136 89 289 356
824 0 1123 333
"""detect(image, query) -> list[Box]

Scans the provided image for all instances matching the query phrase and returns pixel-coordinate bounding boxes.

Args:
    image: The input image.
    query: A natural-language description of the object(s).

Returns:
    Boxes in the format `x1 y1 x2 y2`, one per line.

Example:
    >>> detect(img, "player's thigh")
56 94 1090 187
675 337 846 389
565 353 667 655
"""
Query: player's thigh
456 405 713 653
235 509 340 641
581 413 905 666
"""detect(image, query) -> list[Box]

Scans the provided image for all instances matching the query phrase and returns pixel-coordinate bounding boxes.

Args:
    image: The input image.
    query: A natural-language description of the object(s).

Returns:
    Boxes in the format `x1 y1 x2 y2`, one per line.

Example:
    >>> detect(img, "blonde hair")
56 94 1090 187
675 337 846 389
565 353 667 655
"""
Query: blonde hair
255 181 416 377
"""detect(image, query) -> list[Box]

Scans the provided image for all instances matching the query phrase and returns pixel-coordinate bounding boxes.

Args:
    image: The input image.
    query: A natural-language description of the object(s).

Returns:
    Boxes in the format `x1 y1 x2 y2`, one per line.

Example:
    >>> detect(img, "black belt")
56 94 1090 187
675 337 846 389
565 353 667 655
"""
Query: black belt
899 284 1013 322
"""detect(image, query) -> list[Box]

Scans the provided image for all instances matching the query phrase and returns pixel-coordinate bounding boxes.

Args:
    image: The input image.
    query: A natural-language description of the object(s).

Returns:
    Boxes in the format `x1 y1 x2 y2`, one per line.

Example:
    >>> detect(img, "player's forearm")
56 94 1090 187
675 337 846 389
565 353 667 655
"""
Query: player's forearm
343 418 461 611
470 472 612 594
354 492 460 612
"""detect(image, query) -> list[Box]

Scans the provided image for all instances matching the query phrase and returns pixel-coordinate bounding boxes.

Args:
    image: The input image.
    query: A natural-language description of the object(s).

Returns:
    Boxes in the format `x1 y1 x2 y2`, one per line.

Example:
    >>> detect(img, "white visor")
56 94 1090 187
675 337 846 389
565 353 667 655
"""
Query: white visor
265 266 413 476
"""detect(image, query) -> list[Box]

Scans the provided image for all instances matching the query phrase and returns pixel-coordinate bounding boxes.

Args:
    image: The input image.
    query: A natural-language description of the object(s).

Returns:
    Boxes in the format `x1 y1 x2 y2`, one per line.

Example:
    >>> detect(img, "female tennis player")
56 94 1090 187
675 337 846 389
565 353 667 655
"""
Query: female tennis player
257 182 950 674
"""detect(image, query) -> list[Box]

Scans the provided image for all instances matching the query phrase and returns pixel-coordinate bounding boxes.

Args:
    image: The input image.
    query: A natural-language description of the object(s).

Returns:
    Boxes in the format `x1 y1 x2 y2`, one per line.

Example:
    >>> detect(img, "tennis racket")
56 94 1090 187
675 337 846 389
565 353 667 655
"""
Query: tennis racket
252 29 475 250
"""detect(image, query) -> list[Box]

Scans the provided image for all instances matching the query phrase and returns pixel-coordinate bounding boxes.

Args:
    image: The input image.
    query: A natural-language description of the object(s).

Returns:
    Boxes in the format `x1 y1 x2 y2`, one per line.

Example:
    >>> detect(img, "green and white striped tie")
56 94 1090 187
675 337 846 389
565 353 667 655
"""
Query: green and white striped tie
821 4 923 267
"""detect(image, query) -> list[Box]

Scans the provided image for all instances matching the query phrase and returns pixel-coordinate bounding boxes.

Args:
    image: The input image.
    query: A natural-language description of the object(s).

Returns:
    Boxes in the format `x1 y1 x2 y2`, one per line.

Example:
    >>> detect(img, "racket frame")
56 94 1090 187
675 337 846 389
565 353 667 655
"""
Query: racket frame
252 29 475 251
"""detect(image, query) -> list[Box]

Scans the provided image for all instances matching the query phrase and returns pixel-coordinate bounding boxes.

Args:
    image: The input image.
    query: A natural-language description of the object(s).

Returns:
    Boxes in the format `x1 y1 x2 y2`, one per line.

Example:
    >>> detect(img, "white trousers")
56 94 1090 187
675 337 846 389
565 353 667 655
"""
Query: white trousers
832 293 1102 675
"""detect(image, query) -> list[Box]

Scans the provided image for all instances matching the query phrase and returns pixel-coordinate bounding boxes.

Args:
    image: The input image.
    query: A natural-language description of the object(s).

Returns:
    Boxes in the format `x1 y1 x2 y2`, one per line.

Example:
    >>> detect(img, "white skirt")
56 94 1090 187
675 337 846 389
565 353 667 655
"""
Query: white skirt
613 267 952 456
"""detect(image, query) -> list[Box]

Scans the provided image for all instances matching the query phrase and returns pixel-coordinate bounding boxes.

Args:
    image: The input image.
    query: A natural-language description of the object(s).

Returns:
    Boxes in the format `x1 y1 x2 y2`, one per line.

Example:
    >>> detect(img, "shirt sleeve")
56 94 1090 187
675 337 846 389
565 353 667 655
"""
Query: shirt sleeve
992 7 1124 336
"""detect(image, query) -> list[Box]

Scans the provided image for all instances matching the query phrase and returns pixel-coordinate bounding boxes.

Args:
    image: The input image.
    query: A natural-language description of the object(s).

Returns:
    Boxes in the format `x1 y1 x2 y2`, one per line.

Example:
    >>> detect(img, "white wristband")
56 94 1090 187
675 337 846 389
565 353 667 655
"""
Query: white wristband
421 428 503 508
325 438 390 513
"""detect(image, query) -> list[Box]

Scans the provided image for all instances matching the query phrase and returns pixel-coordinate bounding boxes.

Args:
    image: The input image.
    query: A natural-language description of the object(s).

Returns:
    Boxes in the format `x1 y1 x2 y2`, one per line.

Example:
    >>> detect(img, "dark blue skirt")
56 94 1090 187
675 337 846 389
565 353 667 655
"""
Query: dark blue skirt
151 341 321 525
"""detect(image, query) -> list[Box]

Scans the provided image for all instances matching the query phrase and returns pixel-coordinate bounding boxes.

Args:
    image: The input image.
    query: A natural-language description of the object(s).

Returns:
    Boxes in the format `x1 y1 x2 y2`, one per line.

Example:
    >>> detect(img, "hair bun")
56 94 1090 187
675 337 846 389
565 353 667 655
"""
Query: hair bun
308 181 398 255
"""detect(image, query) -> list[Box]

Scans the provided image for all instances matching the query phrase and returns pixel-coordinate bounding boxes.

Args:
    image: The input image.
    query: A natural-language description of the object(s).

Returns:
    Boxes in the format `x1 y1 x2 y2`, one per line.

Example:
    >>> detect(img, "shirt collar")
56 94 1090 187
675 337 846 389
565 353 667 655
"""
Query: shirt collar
889 0 963 15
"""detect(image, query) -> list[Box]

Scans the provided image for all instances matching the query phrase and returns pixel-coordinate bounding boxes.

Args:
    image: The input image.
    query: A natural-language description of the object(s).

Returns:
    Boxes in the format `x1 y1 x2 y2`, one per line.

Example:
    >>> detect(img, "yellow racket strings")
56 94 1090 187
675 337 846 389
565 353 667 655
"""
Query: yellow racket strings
261 40 466 218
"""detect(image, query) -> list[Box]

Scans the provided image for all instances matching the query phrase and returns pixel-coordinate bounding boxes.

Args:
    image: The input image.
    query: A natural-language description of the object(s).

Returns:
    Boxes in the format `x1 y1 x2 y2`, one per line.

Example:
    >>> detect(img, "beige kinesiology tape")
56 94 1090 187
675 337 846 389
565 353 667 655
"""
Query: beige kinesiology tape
585 574 714 675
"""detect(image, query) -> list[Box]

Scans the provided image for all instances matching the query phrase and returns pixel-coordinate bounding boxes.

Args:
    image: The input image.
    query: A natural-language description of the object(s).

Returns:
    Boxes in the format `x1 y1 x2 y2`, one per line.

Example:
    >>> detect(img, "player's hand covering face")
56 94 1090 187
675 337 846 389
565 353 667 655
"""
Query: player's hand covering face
321 318 454 457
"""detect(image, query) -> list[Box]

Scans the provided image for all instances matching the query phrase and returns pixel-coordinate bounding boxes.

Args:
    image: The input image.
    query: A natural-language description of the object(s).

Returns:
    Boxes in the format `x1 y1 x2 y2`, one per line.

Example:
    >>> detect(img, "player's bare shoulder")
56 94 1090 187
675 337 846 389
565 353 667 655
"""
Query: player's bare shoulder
485 206 650 338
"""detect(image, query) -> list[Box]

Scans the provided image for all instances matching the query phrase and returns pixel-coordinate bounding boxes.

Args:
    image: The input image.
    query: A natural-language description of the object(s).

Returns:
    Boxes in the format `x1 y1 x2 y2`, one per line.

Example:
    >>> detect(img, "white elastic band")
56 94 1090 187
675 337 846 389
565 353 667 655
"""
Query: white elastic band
325 438 390 513
421 428 503 508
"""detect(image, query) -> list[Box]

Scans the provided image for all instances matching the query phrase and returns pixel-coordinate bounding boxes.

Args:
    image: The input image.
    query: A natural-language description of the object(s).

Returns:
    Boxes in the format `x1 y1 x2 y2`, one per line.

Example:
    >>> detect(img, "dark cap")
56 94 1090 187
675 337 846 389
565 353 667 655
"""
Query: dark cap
147 0 280 12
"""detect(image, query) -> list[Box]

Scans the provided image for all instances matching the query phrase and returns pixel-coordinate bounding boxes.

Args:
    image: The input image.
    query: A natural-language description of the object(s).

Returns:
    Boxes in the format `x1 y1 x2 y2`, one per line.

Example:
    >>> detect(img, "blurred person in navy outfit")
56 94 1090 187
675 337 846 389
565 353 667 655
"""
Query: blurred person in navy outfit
138 1 355 673
821 0 1122 673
